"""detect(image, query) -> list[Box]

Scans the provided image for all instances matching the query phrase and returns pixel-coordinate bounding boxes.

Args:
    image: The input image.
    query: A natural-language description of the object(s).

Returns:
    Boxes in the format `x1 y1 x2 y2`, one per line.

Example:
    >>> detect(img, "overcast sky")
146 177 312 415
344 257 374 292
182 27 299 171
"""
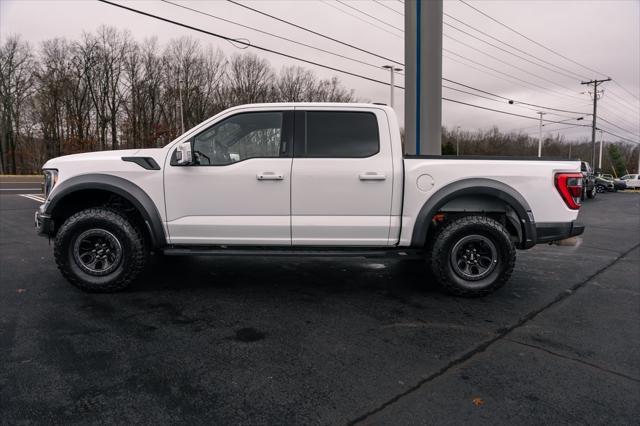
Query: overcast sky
2 0 639 143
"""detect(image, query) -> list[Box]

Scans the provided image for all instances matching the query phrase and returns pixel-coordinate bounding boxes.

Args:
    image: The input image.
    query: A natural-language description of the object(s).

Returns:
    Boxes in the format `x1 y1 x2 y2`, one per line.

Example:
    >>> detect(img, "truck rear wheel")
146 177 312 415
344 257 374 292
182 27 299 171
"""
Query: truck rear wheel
429 216 516 297
54 208 148 292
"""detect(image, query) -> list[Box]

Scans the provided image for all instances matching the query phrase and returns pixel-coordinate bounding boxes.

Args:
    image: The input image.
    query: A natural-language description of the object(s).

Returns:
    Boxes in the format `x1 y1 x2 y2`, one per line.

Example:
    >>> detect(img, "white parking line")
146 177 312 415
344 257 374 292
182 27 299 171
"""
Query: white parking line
0 188 42 191
19 194 46 203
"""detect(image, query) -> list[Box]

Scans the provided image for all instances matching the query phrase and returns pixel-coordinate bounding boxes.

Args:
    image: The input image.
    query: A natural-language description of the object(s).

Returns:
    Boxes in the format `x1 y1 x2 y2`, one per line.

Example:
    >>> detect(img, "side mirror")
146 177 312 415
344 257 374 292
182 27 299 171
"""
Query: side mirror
175 140 193 166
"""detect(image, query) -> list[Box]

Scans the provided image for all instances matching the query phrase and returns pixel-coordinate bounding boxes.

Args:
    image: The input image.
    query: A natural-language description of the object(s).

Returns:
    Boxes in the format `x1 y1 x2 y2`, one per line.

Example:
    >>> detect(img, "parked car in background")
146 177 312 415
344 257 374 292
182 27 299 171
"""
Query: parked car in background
595 175 614 193
597 173 627 192
620 174 640 189
580 161 597 199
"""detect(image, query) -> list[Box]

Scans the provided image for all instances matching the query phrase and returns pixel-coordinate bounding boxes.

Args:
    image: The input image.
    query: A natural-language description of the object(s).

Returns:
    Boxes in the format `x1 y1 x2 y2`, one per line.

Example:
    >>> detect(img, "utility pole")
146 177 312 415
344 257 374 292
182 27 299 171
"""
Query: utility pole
598 129 604 171
581 77 611 166
405 0 442 155
382 65 403 109
455 125 461 156
537 112 545 157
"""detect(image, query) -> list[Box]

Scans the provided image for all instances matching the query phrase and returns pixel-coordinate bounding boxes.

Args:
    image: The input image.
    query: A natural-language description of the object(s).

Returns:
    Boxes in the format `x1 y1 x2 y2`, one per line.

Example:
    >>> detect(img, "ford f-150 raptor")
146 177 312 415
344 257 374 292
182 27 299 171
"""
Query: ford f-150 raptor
35 103 585 296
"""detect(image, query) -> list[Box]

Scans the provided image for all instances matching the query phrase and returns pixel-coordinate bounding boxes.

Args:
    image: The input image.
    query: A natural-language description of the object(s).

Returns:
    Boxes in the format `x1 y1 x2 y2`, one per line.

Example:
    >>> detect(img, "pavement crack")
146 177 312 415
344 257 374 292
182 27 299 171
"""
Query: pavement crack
347 242 640 425
506 338 640 383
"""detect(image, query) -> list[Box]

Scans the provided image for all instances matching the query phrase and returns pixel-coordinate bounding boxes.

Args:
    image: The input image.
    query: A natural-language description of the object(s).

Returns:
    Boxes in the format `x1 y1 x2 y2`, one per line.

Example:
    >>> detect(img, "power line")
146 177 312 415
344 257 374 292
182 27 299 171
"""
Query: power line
160 0 392 73
226 0 403 65
335 0 403 32
98 0 628 139
604 89 640 113
599 127 639 145
598 105 640 130
442 82 588 117
166 0 591 118
443 98 592 126
373 0 403 16
598 117 640 138
442 12 588 81
443 20 584 84
444 48 584 103
321 1 403 39
613 80 640 102
458 0 608 78
98 0 397 87
444 34 585 101
598 98 640 127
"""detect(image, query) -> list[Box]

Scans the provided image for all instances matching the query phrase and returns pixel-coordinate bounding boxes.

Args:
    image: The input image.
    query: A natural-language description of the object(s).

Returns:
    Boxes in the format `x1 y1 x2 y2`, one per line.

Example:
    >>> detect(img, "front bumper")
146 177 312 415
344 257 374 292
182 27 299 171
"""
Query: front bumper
35 204 54 237
535 221 585 244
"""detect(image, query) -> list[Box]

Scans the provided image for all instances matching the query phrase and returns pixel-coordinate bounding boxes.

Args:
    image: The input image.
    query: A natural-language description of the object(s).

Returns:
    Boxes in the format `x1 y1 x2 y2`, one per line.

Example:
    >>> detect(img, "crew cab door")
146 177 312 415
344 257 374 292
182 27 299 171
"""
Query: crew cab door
290 108 394 246
164 109 293 245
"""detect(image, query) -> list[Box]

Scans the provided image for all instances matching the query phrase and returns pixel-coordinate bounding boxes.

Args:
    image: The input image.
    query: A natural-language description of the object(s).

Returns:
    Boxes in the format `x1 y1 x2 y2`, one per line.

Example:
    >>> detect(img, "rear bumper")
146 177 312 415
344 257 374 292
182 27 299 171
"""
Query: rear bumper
534 221 585 244
35 205 54 237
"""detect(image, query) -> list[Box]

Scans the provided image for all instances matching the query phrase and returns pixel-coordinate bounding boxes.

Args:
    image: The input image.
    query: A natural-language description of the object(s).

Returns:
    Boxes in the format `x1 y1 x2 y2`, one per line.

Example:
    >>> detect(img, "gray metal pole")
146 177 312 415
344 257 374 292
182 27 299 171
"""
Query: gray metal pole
405 0 442 155
404 1 417 154
590 82 598 166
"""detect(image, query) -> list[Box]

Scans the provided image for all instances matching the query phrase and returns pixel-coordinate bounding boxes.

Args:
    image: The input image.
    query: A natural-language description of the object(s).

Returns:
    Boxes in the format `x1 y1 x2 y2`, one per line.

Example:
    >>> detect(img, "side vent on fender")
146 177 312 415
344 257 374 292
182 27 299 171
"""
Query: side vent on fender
122 157 160 170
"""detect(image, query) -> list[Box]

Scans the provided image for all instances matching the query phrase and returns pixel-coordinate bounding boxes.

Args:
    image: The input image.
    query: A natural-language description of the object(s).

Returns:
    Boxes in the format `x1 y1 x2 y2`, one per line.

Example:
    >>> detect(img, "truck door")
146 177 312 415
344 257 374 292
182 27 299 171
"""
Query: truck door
164 109 294 245
290 108 394 246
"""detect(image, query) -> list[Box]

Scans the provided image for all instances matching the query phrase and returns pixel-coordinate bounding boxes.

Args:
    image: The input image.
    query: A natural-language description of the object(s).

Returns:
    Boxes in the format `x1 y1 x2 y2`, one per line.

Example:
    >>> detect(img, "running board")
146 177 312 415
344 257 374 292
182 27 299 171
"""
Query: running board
162 246 425 259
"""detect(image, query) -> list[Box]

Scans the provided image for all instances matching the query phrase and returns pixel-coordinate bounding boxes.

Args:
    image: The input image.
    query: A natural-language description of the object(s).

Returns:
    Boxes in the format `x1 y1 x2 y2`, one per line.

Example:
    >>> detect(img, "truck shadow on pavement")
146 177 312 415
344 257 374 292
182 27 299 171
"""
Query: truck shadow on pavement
132 254 440 296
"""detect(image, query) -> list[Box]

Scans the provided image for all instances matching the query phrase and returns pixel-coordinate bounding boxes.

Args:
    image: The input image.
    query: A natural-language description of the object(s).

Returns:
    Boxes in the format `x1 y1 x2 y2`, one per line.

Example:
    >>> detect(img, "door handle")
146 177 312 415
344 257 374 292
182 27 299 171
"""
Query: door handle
358 172 386 181
257 172 284 181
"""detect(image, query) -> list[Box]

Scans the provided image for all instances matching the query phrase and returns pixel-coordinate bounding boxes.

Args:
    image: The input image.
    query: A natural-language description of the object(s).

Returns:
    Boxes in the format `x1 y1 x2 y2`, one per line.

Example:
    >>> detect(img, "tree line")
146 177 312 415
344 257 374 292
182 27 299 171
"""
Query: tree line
439 127 638 177
0 26 354 174
1 26 637 175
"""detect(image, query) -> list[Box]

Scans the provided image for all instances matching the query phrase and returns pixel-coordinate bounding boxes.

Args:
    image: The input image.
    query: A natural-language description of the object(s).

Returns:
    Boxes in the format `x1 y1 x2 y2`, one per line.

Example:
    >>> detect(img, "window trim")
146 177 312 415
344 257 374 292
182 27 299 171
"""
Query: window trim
293 110 381 159
172 110 294 167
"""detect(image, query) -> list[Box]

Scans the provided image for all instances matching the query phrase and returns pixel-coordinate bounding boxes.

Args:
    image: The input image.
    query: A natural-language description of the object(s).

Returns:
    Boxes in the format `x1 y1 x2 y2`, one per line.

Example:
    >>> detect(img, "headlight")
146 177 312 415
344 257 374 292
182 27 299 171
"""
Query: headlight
43 169 58 199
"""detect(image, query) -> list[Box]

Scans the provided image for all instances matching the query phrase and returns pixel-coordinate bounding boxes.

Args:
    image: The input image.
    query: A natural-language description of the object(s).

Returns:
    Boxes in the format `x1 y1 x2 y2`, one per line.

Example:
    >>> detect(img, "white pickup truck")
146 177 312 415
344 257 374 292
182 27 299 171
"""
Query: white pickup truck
36 103 584 296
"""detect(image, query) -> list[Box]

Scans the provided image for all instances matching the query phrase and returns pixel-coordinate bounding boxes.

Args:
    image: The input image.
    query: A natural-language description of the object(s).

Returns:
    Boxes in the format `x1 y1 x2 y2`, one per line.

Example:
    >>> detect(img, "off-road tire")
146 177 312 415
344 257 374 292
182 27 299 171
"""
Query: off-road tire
429 215 516 297
587 185 597 199
54 208 148 292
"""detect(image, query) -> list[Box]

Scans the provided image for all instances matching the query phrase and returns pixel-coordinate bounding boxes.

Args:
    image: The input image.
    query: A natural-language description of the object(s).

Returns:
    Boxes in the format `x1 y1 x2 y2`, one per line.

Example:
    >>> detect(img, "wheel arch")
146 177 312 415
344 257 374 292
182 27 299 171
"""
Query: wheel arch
411 178 536 249
45 174 166 249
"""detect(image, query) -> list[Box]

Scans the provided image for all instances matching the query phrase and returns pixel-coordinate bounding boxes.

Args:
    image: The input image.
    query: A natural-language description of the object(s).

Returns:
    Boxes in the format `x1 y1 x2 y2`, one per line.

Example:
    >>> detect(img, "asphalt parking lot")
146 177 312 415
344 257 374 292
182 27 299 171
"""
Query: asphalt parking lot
1 184 638 424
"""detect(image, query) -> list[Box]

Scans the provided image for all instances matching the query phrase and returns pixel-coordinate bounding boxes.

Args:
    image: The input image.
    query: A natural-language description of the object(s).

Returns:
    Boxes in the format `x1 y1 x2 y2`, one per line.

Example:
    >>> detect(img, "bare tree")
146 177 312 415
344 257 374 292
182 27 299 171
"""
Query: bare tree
227 53 274 105
0 35 35 173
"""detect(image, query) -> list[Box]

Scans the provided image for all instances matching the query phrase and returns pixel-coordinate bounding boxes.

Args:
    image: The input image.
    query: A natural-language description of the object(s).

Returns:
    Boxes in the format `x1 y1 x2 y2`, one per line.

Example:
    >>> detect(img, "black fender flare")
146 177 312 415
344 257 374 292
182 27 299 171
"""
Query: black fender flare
410 178 536 249
45 174 167 248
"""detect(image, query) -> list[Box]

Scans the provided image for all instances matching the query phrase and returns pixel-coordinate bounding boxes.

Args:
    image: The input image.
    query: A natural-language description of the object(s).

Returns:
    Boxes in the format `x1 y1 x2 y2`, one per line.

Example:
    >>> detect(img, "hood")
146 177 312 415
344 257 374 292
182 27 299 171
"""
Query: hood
42 148 164 169
43 149 141 169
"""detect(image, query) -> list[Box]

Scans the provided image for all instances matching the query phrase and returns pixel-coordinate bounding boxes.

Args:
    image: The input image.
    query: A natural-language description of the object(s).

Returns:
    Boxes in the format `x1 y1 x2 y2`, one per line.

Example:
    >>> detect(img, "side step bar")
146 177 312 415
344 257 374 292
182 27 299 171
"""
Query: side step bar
163 246 425 259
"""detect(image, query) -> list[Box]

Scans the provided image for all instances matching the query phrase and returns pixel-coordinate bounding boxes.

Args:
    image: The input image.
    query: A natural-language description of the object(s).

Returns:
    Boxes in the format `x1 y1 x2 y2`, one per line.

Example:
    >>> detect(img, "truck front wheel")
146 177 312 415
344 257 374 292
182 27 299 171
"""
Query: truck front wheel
429 216 516 297
54 208 148 292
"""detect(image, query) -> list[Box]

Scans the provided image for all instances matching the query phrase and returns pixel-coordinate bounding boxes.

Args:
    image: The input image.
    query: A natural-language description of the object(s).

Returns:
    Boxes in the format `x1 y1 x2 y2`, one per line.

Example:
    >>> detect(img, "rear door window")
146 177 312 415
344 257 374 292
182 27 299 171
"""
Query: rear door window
298 111 379 158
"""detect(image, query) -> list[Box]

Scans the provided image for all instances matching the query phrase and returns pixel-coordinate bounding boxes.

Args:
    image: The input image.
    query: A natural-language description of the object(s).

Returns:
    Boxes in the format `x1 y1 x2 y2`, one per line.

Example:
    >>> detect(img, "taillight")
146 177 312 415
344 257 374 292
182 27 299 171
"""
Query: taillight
555 172 583 209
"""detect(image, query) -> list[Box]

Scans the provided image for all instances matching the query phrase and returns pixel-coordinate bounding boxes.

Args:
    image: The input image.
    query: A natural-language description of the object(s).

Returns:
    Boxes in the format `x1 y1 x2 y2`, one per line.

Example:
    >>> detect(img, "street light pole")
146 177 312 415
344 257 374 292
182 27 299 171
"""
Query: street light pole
537 112 546 157
382 65 403 109
178 79 185 134
598 129 604 171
